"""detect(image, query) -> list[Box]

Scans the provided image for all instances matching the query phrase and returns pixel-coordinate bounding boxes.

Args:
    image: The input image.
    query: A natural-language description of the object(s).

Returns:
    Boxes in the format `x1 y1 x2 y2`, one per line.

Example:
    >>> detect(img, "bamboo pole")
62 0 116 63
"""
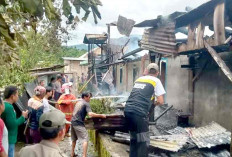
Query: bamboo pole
79 74 94 93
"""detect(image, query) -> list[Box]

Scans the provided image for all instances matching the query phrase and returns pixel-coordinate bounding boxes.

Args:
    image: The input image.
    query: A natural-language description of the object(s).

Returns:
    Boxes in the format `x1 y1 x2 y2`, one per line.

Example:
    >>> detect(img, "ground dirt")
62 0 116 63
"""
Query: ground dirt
15 136 97 157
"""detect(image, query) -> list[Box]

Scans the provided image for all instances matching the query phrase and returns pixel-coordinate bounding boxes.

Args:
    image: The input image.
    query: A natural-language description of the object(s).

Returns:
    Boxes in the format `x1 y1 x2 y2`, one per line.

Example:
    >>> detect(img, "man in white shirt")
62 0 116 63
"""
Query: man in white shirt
124 63 166 157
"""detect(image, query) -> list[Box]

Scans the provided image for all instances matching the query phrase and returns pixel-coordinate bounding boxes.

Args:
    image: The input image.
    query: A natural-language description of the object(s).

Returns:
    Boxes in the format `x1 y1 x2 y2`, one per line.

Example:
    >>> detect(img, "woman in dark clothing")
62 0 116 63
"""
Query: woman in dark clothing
27 86 46 144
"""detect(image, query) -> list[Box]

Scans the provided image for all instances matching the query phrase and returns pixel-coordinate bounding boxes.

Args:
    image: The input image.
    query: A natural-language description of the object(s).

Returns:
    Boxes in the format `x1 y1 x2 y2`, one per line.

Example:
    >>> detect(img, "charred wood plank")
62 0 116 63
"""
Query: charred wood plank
204 41 232 82
213 2 226 45
111 137 130 145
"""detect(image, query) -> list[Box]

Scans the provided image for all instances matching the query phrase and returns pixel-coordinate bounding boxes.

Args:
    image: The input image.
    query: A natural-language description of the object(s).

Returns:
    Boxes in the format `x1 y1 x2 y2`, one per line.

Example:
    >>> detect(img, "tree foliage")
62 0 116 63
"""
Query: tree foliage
0 0 102 68
0 27 86 91
0 0 101 90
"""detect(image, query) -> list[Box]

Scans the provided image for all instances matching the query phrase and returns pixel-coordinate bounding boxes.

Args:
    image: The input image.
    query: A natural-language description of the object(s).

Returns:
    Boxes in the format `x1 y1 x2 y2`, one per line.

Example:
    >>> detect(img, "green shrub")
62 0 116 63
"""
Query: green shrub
90 98 114 114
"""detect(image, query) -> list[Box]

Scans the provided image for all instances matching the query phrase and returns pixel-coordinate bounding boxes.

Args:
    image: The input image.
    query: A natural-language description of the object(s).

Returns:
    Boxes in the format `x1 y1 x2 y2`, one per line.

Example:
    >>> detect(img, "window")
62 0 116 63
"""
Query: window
120 67 123 84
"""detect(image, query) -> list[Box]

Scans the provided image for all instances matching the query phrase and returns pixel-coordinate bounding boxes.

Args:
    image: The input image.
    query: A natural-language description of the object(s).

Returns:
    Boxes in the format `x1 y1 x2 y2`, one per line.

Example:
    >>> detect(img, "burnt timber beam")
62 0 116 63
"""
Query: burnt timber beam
179 44 230 55
149 105 173 125
95 61 125 69
204 41 232 82
121 48 143 59
96 44 101 48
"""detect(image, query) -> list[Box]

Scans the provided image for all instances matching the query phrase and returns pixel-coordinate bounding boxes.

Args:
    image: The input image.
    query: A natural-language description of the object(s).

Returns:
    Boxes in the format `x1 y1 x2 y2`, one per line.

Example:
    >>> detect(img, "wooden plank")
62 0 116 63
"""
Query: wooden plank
204 41 232 82
213 2 226 45
224 36 232 44
187 24 196 50
196 23 205 49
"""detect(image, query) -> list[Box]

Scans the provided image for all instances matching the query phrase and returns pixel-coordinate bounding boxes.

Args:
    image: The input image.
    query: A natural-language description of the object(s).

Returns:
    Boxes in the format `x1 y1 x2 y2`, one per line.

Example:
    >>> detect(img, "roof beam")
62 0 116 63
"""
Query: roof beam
204 41 232 82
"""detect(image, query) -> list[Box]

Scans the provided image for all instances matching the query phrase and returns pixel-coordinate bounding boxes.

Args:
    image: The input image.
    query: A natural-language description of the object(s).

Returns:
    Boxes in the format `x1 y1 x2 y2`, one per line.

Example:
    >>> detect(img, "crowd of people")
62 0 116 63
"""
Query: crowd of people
0 74 106 157
0 62 165 157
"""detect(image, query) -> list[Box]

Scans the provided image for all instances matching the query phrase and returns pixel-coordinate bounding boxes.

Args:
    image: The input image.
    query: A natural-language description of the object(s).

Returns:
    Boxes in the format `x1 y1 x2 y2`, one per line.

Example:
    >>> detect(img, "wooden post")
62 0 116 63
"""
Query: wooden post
188 69 194 116
187 24 196 50
73 72 78 96
214 2 225 45
125 64 128 92
141 55 146 76
204 41 232 82
196 22 205 49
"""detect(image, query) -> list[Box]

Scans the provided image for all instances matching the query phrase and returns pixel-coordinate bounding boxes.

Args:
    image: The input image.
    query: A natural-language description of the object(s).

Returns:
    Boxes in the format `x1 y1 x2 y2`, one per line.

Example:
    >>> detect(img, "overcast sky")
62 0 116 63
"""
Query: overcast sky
65 0 210 46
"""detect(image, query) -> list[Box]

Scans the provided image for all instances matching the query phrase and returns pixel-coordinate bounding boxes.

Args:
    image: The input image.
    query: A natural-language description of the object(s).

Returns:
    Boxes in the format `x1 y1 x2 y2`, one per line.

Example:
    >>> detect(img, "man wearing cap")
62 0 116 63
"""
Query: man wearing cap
19 110 69 157
57 82 77 136
124 63 166 157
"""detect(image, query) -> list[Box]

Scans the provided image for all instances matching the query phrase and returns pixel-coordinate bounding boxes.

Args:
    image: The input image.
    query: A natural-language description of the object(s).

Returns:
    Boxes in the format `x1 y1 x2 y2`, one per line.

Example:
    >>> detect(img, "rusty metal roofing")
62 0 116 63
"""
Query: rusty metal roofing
29 64 65 72
140 22 177 55
186 122 231 148
83 33 108 44
134 11 185 28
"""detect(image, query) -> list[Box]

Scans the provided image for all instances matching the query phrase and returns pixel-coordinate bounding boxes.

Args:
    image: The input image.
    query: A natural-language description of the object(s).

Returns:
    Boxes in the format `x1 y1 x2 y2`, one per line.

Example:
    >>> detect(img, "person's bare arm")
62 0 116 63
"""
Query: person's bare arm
154 95 164 106
0 151 7 157
88 112 106 118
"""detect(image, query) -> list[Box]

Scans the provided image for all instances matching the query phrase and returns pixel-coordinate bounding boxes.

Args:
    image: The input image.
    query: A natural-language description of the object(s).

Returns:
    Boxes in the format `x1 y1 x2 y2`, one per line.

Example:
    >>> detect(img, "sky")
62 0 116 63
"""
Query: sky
65 0 210 46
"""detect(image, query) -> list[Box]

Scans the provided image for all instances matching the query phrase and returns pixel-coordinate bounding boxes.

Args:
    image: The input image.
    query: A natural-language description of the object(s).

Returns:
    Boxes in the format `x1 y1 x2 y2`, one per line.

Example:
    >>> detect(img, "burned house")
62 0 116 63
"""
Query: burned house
82 0 232 131
127 0 232 130
85 0 232 129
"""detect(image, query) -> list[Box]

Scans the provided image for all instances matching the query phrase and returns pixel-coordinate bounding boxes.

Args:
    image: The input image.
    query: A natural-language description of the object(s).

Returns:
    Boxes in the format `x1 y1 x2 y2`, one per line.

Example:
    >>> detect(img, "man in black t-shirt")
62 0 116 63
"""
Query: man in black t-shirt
71 93 106 157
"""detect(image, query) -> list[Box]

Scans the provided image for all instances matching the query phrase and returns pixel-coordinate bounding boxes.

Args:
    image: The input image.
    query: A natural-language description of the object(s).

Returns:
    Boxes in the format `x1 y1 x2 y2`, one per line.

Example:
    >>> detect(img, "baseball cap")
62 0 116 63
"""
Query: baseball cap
39 110 71 129
147 63 159 72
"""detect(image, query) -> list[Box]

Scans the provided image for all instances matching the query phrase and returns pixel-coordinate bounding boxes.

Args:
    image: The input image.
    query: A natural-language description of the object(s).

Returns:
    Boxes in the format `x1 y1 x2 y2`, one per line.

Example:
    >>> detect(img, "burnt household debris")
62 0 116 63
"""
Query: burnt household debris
10 0 232 156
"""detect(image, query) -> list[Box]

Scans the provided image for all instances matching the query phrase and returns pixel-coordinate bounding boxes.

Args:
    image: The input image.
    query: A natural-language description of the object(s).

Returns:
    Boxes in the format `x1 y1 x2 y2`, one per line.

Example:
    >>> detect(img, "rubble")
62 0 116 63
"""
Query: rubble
186 122 231 148
150 134 189 152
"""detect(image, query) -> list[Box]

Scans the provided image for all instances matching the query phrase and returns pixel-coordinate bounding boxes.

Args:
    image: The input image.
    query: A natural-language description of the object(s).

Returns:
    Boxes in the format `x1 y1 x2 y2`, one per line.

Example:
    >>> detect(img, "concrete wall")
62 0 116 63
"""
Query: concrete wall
115 59 148 94
193 52 232 130
64 60 88 78
166 56 190 113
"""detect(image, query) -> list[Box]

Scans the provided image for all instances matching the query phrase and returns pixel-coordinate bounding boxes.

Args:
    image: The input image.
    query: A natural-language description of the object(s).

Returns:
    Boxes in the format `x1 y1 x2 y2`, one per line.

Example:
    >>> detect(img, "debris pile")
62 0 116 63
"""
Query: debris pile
109 122 231 156
150 134 189 152
186 122 231 148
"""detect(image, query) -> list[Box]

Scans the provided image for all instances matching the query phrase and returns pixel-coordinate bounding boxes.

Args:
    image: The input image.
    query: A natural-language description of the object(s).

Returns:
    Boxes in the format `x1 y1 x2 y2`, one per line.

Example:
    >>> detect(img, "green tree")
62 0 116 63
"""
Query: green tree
0 27 86 91
0 0 102 68
0 0 101 91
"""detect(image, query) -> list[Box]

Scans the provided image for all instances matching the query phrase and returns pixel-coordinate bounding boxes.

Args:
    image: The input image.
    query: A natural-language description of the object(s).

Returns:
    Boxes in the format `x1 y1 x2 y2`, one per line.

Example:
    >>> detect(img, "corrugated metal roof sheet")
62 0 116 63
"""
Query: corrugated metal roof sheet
140 22 177 55
186 122 231 148
175 0 223 28
150 134 189 152
29 64 65 72
134 11 185 28
117 15 135 36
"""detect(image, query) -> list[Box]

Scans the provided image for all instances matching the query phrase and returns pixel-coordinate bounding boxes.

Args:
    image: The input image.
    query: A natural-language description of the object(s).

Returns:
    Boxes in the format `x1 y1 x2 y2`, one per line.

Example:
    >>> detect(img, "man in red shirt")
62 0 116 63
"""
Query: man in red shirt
58 82 77 136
